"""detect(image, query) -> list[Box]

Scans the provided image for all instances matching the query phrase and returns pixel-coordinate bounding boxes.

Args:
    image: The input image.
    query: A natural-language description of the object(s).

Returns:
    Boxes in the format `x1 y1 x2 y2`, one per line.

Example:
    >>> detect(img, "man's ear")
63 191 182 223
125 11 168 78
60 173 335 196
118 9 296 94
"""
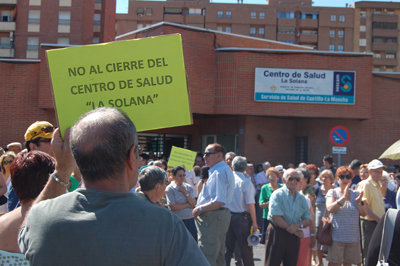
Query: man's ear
127 145 137 170
29 142 38 151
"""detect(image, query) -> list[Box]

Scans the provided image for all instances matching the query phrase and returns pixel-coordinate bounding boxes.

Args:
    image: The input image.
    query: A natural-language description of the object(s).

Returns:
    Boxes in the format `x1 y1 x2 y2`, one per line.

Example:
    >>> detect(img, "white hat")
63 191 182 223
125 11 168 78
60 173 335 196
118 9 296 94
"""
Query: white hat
367 159 384 170
275 165 284 173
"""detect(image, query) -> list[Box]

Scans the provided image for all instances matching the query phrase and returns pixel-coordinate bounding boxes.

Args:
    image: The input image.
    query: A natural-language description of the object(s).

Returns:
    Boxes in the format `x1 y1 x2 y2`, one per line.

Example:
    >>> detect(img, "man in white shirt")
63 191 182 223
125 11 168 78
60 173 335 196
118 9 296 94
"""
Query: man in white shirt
193 143 235 266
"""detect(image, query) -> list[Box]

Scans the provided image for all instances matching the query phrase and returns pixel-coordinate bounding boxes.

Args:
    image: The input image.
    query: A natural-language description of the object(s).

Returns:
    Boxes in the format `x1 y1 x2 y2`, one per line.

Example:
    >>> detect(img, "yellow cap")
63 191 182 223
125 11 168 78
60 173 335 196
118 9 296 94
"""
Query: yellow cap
24 121 54 142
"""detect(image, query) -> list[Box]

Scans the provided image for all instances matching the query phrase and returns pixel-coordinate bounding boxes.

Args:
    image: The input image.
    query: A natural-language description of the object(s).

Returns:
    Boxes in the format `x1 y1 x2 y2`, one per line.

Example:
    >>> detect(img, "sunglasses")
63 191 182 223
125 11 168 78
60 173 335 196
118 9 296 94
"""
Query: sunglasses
288 176 300 182
204 151 218 157
339 174 352 180
30 126 54 141
3 160 13 165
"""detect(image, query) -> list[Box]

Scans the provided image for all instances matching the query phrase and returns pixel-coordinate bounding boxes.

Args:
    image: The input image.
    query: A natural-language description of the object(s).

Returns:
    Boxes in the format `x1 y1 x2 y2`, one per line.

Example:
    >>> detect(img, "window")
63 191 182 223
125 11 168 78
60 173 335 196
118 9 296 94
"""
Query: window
26 37 39 58
28 10 40 24
94 13 101 25
58 11 70 33
188 8 202 16
360 25 366 32
145 8 152 16
57 38 69 45
339 15 345 22
337 45 344 51
250 27 256 35
226 11 232 18
250 12 256 19
259 12 265 19
225 26 231 33
217 11 223 18
278 26 295 34
29 0 41 5
258 27 265 35
59 11 70 25
0 37 12 49
372 22 397 29
386 54 395 59
330 15 336 22
329 30 335 38
300 12 318 20
329 44 335 51
277 12 295 19
93 36 100 44
216 25 223 31
359 39 366 46
338 30 344 38
373 53 381 58
360 11 367 18
164 8 183 15
27 37 39 50
59 0 71 7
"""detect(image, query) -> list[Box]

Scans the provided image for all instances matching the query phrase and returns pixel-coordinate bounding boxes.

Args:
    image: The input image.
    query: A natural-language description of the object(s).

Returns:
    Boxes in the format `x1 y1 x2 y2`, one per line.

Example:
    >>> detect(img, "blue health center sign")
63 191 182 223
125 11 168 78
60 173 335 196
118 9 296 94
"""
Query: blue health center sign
254 68 356 105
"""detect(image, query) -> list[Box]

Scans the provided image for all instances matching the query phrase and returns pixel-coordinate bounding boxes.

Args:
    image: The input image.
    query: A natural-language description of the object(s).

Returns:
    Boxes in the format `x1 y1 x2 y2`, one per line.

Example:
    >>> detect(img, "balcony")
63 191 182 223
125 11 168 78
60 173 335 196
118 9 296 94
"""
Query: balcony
372 42 398 51
0 0 17 5
0 21 15 31
277 33 296 43
299 33 318 43
0 47 14 57
298 19 318 29
372 14 398 23
277 18 296 27
372 28 398 37
373 58 398 67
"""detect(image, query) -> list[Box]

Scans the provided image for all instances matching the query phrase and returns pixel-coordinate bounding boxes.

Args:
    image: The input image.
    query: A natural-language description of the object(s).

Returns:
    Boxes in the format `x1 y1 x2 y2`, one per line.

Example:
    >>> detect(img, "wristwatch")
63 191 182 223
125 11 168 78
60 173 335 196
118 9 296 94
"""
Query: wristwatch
185 193 190 197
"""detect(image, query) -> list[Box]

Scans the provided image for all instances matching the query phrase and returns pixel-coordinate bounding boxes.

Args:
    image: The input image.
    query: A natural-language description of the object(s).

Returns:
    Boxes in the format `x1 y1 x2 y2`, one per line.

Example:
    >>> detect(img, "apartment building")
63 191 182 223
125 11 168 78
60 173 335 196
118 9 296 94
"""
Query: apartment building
116 0 400 71
0 0 115 59
116 0 354 51
354 1 400 72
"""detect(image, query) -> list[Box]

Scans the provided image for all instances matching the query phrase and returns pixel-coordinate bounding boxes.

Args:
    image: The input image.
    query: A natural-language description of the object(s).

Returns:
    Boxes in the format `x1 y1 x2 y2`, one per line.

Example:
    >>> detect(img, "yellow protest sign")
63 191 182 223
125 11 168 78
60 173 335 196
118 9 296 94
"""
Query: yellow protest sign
168 146 197 170
46 34 192 134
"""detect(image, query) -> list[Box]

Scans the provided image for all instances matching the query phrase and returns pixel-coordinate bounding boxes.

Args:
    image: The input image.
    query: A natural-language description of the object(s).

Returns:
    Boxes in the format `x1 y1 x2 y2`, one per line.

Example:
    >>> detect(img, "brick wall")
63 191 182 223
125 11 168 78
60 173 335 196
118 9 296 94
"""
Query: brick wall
0 61 56 147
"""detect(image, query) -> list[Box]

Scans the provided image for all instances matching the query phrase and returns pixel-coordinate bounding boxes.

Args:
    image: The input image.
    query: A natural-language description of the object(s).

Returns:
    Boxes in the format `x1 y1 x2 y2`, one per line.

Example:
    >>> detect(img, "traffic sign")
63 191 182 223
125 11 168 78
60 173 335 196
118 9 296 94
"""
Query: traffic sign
332 146 347 154
329 126 350 147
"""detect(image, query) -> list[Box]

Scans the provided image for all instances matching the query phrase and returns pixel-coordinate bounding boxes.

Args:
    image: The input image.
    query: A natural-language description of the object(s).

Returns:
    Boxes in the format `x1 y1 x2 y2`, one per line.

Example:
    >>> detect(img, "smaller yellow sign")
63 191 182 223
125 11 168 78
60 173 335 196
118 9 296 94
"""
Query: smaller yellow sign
168 146 197 170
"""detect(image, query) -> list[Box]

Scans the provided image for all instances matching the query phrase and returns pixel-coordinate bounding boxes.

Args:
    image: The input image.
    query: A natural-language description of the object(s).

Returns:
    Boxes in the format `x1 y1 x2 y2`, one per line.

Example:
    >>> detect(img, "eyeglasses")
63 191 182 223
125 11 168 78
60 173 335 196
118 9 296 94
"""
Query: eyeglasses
3 160 13 165
39 138 51 143
339 174 352 180
30 126 54 141
204 151 218 157
287 176 300 182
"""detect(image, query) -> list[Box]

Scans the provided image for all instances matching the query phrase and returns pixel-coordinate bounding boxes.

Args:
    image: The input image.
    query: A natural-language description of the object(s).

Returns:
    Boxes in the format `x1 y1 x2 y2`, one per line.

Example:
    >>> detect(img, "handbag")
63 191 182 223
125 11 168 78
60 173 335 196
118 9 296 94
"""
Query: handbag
316 210 332 246
377 208 398 266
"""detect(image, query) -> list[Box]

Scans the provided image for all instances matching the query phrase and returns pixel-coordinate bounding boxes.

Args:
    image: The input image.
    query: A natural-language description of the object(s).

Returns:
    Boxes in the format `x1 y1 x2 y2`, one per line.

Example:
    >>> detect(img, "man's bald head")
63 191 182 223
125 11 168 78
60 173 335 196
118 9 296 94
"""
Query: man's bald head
70 107 138 182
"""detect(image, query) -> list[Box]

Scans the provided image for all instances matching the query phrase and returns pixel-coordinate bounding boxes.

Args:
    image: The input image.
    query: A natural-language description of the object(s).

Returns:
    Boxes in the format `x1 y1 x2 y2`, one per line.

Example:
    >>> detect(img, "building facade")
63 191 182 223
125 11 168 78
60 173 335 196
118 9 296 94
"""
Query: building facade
0 0 115 59
116 0 400 71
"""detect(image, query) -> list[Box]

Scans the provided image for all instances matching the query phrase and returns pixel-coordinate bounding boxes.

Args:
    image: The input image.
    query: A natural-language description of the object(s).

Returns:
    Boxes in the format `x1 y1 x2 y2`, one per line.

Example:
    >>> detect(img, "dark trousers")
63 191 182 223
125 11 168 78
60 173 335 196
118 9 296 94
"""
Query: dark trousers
260 218 270 244
183 218 198 243
265 223 300 266
225 212 254 266
361 219 377 261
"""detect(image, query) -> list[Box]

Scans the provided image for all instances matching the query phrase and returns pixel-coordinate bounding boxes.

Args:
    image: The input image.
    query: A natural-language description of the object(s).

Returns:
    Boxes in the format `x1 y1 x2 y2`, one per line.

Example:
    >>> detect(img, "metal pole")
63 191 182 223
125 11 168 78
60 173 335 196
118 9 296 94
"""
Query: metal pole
337 154 341 167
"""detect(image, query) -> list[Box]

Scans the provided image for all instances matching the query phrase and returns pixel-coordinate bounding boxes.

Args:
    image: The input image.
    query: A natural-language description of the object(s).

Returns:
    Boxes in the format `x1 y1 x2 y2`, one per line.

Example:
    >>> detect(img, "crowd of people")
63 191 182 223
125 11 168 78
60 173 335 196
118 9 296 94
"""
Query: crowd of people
0 107 399 266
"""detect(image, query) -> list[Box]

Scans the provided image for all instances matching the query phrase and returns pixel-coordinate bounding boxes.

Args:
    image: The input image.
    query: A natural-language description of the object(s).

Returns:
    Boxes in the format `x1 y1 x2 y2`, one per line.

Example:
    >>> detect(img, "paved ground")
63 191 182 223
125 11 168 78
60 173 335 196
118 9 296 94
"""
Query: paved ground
229 243 329 266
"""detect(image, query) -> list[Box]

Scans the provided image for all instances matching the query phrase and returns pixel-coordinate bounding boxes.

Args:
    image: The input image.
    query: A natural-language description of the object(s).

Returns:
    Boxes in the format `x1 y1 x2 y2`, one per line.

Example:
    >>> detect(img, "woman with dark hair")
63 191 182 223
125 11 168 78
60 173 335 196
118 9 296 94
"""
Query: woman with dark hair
165 166 197 241
0 151 54 257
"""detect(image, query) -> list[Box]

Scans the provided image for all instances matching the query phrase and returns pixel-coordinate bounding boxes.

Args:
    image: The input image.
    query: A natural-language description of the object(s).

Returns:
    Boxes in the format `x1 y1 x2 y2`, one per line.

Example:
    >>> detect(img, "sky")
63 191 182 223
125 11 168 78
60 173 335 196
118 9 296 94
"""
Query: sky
116 0 400 13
